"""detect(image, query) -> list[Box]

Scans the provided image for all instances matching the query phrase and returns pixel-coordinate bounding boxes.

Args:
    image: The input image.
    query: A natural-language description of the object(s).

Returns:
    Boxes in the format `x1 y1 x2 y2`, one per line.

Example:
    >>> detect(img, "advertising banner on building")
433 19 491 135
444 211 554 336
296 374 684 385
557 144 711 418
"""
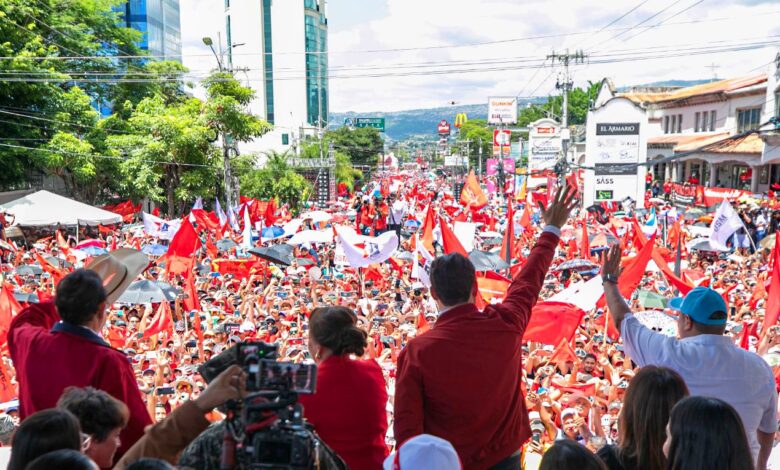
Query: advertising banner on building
671 183 752 207
592 122 640 203
527 119 561 173
487 97 518 125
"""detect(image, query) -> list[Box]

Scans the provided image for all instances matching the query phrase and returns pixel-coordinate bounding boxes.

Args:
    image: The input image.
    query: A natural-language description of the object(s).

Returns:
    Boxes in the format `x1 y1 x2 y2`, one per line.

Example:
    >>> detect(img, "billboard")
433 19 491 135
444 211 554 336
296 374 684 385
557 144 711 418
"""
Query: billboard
437 119 451 135
492 129 511 157
527 118 561 173
583 97 648 209
486 158 515 176
487 97 518 125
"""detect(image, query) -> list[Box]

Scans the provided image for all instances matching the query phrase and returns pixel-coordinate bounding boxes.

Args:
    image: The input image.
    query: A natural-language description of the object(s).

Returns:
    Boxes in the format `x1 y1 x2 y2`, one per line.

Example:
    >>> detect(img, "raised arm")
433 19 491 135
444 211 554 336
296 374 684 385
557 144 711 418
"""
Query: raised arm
601 244 631 332
498 183 577 331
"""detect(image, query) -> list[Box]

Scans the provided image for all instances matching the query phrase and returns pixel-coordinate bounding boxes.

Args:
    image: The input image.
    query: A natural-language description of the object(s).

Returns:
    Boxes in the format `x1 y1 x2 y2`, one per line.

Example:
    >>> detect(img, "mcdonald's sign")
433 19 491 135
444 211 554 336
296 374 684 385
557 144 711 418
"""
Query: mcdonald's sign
454 113 468 128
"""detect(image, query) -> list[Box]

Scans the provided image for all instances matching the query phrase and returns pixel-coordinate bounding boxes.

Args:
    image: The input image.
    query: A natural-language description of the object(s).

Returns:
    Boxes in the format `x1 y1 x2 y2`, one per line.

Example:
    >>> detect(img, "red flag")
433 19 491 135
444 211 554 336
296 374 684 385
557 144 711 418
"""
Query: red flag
566 238 578 259
749 274 767 309
56 230 70 255
183 270 201 314
0 285 22 345
419 206 436 253
580 222 590 259
549 337 579 365
594 308 621 341
762 240 780 335
0 359 16 402
459 170 487 210
558 382 597 397
416 310 430 336
476 271 511 304
523 301 586 345
740 321 759 350
439 216 468 257
500 203 515 265
650 247 693 295
142 302 173 339
519 205 531 230
106 325 129 349
597 236 656 309
565 173 580 199
163 218 201 276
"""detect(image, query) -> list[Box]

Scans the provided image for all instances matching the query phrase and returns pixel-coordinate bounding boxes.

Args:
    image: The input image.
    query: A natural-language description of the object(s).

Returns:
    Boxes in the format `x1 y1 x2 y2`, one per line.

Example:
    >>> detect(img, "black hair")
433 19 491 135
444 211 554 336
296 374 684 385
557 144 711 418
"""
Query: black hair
689 311 728 335
55 269 107 325
583 353 597 362
124 458 176 470
430 253 476 307
57 386 130 442
7 409 81 470
667 396 753 470
309 306 367 356
26 449 95 470
540 440 607 470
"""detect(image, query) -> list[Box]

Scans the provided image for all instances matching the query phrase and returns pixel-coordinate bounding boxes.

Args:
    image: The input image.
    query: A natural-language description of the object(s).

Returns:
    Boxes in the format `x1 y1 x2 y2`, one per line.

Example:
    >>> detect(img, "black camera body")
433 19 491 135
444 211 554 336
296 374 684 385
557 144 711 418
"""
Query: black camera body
213 341 339 470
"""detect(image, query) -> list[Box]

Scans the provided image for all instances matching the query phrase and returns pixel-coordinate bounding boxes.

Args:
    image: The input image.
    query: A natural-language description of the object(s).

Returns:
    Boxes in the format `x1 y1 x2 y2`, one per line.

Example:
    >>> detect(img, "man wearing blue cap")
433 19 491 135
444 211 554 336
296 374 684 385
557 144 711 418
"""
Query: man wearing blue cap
602 245 777 470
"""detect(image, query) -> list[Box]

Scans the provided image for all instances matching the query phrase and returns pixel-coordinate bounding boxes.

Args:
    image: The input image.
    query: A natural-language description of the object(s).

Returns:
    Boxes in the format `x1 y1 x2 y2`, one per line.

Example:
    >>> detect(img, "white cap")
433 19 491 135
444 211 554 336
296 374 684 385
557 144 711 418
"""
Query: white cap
383 434 461 470
239 321 256 333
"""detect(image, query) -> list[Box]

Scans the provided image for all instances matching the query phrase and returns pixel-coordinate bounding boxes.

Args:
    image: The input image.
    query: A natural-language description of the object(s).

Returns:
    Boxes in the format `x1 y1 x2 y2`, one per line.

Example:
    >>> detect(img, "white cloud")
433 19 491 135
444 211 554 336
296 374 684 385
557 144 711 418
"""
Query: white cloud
180 0 780 112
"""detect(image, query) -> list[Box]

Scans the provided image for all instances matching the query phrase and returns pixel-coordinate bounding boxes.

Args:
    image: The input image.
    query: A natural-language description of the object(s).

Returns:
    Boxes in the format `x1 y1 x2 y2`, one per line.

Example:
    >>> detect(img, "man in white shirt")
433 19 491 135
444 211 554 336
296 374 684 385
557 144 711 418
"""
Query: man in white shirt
602 245 777 470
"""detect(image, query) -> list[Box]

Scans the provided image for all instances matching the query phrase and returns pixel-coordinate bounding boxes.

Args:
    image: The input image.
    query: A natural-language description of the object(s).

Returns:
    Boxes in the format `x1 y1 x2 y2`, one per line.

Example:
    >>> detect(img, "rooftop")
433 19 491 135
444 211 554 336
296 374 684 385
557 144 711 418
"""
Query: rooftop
618 73 767 106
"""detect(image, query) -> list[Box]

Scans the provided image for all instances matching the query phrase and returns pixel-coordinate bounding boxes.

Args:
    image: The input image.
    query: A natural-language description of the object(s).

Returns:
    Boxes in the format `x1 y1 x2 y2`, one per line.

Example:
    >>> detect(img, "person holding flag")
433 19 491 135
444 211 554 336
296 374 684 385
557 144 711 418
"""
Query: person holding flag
394 182 577 470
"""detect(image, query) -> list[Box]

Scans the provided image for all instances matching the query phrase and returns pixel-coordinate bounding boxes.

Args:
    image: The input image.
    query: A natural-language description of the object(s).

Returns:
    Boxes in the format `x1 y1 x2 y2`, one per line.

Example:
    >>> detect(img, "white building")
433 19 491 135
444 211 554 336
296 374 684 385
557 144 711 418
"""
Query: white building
592 71 772 199
225 0 329 156
760 52 780 172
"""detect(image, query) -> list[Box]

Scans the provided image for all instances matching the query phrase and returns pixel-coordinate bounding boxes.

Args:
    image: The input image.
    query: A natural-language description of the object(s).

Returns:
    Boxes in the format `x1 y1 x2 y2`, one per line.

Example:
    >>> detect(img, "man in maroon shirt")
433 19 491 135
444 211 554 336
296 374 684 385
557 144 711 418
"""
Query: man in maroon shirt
394 183 576 470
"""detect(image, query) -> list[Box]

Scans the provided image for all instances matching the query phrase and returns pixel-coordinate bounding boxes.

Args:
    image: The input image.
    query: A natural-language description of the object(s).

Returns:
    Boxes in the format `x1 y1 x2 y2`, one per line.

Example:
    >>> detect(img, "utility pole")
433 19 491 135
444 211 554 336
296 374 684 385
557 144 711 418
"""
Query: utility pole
478 138 483 180
547 49 586 185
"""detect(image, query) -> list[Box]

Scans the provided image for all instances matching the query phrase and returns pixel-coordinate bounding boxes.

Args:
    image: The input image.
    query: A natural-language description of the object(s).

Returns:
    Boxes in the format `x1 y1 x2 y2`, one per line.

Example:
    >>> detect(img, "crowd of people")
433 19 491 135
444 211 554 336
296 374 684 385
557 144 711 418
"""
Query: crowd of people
0 168 777 470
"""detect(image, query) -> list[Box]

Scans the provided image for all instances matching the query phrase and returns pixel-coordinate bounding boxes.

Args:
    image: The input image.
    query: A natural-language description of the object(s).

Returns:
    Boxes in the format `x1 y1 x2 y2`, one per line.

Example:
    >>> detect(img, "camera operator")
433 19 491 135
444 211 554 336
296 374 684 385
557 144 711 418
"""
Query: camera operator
298 306 389 469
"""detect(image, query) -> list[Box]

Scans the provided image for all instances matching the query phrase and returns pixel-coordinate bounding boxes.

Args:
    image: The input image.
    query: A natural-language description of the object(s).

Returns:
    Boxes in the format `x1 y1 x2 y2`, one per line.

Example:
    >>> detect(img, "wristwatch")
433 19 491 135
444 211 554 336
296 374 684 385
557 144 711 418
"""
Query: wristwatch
602 274 619 284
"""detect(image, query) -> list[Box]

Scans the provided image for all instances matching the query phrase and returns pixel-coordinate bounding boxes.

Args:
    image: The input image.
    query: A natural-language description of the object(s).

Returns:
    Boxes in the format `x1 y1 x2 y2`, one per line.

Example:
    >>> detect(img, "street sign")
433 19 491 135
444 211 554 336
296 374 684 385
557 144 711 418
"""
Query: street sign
437 119 451 135
493 129 511 157
345 117 385 131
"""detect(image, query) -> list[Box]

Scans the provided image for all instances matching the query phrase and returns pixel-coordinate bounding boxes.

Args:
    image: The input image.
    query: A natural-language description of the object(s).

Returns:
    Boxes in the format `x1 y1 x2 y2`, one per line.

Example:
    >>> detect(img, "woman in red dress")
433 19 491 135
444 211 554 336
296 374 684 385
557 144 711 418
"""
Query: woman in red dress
299 306 389 469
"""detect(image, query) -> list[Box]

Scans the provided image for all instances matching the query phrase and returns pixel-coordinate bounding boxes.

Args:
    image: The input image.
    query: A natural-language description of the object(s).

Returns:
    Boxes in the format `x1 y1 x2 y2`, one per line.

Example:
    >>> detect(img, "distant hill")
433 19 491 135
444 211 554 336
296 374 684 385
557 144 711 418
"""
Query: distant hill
329 99 544 141
330 79 712 140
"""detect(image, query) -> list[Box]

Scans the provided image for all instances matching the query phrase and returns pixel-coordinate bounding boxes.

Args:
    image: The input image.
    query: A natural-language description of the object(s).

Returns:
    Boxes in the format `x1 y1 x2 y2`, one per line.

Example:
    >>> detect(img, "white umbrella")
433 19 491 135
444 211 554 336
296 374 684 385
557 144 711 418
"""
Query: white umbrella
287 229 333 245
300 211 333 223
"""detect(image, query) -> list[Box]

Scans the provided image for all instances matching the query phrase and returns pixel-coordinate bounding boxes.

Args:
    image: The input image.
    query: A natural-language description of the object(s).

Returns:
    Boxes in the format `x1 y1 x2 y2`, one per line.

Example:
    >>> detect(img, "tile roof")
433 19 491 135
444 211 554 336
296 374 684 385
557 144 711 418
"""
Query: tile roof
618 73 767 106
648 133 728 146
673 132 762 154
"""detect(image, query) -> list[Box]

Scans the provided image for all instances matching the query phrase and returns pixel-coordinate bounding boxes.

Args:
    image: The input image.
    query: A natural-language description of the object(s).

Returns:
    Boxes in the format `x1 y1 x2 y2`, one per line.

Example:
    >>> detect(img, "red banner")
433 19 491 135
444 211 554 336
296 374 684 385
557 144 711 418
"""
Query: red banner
211 259 266 279
671 183 751 207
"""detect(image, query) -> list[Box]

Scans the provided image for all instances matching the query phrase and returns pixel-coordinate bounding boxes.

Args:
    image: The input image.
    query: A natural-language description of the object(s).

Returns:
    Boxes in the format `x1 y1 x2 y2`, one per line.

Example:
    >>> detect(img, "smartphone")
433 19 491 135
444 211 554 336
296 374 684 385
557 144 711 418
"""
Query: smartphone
156 387 174 395
532 434 541 443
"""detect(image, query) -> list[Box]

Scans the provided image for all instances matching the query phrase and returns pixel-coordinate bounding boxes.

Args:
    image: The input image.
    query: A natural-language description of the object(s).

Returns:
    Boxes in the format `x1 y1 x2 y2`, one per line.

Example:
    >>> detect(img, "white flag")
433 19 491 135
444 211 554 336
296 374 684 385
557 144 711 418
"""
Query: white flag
411 235 435 287
709 200 744 250
192 197 203 210
215 199 227 225
336 227 398 268
242 207 253 249
142 212 181 240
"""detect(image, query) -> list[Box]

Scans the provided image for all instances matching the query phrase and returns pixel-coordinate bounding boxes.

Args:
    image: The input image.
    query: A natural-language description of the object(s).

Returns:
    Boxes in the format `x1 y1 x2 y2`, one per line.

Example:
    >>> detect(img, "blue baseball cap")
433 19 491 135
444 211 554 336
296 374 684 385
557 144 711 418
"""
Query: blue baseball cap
668 286 727 325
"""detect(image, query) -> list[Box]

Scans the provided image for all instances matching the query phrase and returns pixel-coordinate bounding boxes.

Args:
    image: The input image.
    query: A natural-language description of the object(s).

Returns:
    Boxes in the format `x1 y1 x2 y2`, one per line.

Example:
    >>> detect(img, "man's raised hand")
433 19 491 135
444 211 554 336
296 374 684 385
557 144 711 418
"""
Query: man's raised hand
538 181 578 229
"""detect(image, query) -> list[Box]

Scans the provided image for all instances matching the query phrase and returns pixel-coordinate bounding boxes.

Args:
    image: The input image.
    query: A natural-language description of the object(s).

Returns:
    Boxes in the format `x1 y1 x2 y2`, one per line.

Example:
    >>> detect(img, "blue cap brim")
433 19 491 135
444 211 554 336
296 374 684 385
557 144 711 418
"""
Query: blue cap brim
669 297 684 311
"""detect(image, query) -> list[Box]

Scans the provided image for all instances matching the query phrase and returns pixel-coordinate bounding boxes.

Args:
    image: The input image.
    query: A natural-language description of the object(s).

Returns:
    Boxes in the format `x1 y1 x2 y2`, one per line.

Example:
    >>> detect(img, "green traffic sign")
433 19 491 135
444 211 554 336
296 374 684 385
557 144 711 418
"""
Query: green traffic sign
345 117 385 131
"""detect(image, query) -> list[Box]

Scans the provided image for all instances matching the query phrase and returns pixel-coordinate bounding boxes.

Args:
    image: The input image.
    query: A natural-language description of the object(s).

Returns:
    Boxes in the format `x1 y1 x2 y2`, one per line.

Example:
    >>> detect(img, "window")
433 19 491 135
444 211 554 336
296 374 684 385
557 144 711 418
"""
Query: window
676 114 682 133
775 91 780 119
737 107 761 132
700 112 708 133
709 110 716 131
664 116 670 134
670 115 676 134
304 0 318 11
695 112 700 132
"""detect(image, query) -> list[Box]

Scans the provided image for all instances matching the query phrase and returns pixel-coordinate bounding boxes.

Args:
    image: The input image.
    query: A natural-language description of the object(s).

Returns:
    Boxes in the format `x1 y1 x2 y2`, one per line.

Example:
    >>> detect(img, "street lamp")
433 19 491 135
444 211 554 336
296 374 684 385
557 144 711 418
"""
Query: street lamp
202 36 222 71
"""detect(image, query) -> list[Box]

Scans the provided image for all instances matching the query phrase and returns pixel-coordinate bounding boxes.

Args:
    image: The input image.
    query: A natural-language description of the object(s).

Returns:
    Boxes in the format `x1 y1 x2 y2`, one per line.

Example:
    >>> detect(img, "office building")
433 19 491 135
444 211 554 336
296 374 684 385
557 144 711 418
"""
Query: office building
118 0 182 61
226 0 329 154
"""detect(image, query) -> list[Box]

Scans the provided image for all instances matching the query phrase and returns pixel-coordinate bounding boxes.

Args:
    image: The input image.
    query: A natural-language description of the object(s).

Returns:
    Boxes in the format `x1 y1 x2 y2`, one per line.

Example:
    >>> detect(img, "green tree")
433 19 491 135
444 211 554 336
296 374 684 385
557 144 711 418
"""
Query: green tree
239 150 311 212
456 119 493 168
322 127 383 166
0 0 145 188
106 97 218 216
299 141 362 189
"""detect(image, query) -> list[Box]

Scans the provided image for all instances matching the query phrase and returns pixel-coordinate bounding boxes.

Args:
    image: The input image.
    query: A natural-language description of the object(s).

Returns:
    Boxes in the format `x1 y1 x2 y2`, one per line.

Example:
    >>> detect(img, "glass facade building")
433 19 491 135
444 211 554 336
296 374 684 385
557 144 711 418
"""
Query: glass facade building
304 1 328 127
118 0 182 61
262 0 275 124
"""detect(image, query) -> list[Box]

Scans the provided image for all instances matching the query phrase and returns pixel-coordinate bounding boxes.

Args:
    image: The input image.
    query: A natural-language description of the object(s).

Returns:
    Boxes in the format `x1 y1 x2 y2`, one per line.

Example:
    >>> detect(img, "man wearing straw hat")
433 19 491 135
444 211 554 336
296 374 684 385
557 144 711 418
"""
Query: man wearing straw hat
8 248 151 461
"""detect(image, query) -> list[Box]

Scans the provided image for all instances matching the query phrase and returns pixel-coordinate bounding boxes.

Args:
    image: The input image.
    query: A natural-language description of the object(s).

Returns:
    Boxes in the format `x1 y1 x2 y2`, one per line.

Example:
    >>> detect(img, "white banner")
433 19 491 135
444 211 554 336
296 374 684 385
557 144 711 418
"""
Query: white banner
453 222 477 252
336 228 398 268
411 235 434 287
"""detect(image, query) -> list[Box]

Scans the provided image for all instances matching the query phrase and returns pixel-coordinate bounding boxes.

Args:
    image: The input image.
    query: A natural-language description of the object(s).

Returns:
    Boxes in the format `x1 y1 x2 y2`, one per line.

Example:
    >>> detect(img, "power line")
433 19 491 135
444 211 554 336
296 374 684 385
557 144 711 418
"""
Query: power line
0 9 777 62
616 0 707 45
585 0 689 52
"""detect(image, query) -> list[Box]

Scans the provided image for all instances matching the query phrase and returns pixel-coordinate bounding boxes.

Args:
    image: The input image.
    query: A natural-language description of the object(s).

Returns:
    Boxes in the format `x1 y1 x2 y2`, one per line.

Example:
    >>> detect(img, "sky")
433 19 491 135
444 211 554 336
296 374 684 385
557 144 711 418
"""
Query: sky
179 0 780 113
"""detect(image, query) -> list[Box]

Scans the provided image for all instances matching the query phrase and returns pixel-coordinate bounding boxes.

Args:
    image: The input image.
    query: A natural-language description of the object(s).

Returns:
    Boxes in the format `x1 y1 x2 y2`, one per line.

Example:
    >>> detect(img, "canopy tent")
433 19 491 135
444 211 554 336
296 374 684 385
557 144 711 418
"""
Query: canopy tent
0 190 122 226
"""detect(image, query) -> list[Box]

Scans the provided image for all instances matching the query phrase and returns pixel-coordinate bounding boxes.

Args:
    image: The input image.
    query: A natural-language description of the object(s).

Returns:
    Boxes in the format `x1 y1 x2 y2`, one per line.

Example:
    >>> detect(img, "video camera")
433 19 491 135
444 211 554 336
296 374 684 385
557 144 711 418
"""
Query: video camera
199 341 344 470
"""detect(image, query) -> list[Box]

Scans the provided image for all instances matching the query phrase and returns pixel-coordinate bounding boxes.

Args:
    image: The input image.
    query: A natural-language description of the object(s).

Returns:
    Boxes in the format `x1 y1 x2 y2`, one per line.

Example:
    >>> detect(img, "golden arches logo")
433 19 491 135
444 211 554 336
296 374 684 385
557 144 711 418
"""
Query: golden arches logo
454 113 468 128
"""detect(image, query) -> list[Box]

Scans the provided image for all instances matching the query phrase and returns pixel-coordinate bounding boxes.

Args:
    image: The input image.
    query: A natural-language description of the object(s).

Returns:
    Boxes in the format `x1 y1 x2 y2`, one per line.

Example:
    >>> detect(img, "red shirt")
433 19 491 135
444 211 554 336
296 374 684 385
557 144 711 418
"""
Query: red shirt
394 231 558 470
299 355 389 469
8 302 151 461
